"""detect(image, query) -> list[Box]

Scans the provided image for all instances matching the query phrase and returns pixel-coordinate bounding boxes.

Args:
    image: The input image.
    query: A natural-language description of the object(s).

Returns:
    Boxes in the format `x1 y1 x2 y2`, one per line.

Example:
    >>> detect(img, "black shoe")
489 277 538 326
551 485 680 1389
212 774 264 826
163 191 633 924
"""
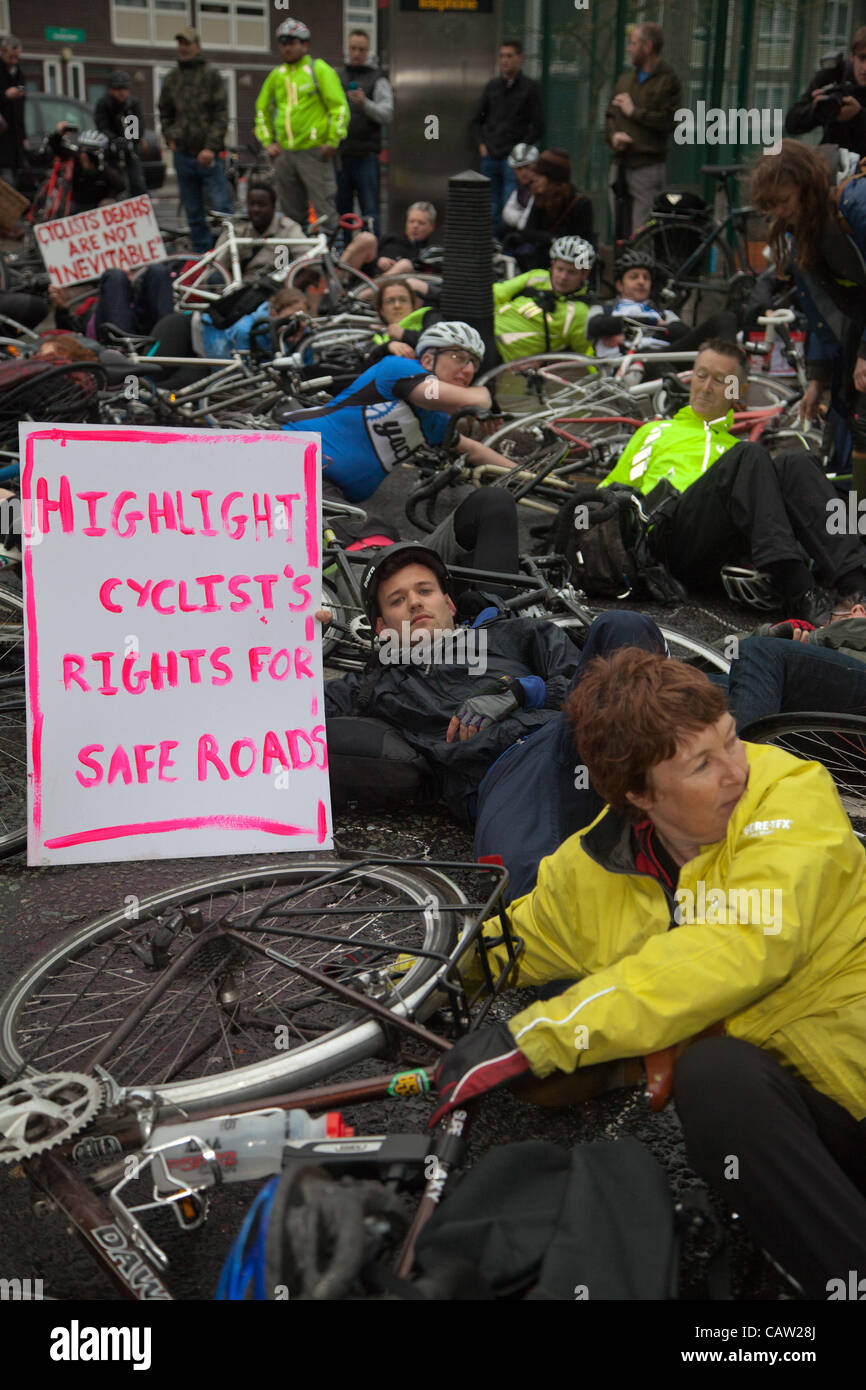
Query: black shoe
788 588 833 627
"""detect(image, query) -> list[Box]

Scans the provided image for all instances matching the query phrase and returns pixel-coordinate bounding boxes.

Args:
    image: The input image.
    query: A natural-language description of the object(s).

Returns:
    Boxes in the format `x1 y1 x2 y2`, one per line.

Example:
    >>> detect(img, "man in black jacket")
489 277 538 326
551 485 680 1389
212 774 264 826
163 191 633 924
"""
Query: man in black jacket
470 40 544 232
336 30 392 238
323 542 579 821
785 27 866 158
95 70 146 197
0 35 27 190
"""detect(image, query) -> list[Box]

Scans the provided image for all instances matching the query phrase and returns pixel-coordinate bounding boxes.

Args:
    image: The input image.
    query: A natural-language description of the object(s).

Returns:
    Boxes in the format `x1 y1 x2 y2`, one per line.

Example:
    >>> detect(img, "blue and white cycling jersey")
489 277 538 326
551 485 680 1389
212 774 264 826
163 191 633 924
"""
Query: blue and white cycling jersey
593 295 681 357
281 356 449 502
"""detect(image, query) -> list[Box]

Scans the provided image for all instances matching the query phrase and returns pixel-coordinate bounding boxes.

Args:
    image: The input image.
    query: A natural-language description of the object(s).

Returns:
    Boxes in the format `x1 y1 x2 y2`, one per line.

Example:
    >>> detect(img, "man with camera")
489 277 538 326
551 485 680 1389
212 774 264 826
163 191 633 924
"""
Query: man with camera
786 26 866 157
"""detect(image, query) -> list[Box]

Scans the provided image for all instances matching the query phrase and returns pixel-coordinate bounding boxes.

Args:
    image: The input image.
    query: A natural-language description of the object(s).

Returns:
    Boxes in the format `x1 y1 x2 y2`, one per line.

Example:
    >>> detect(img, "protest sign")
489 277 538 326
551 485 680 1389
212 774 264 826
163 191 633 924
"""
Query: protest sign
34 195 166 288
20 423 332 865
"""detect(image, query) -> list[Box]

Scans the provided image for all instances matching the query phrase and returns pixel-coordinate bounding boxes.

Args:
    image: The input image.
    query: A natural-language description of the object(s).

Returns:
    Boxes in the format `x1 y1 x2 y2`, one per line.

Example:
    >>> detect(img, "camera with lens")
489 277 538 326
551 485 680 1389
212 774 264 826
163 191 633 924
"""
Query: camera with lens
813 80 856 122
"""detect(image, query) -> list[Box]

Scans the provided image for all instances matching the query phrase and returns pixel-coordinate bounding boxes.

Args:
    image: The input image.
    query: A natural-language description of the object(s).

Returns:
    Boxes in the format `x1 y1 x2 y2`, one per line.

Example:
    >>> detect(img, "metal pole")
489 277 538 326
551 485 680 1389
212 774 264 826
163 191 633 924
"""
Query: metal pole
735 0 757 165
703 0 731 202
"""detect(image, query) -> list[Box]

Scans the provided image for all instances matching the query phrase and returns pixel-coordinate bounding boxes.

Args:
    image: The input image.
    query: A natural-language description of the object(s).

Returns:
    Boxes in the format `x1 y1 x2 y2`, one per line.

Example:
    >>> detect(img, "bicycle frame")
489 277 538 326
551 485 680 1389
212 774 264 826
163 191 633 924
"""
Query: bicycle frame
171 221 325 309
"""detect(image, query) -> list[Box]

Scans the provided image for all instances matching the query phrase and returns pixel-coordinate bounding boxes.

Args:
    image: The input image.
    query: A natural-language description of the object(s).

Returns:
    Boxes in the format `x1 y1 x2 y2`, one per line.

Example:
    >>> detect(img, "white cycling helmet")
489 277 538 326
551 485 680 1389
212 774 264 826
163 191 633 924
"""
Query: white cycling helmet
416 320 485 363
508 143 539 169
276 18 310 41
550 235 596 271
77 130 110 152
720 565 778 612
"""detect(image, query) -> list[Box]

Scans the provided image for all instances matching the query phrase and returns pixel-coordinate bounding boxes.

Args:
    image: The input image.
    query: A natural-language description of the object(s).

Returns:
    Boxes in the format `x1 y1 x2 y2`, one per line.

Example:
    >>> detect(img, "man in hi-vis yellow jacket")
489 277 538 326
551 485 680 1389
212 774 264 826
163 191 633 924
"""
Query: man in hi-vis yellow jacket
255 18 349 228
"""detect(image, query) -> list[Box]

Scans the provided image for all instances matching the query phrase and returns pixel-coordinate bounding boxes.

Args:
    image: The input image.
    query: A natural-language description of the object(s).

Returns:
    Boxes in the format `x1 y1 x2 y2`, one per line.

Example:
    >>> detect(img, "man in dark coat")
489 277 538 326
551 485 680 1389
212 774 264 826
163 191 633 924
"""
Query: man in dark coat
0 35 28 189
470 39 544 231
95 69 147 197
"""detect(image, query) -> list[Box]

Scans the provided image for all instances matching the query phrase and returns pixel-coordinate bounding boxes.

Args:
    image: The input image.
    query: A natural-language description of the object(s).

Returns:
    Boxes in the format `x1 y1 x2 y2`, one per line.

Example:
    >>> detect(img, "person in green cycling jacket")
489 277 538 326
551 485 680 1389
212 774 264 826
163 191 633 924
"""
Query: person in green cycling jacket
600 339 866 624
255 17 349 228
493 236 601 363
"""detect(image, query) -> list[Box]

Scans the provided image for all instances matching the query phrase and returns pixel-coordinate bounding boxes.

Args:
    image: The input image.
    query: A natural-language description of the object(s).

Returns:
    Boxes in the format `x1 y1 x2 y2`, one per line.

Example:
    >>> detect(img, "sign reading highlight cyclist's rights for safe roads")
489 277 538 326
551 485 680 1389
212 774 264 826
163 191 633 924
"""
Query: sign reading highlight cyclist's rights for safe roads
20 423 332 866
34 195 165 288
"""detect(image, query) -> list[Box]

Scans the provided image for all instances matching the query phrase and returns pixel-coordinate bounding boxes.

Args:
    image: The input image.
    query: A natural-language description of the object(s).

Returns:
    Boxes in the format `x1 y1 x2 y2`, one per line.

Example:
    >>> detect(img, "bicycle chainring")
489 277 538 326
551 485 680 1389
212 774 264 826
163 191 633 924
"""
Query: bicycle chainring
0 1071 105 1162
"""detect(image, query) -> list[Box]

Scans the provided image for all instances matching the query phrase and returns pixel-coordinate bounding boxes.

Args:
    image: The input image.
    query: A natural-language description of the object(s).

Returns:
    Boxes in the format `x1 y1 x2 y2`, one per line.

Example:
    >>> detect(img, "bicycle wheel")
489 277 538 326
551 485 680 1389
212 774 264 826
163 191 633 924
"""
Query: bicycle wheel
479 356 595 416
626 221 736 315
287 257 376 309
739 713 866 839
0 575 24 683
0 689 25 858
549 616 731 675
0 861 470 1113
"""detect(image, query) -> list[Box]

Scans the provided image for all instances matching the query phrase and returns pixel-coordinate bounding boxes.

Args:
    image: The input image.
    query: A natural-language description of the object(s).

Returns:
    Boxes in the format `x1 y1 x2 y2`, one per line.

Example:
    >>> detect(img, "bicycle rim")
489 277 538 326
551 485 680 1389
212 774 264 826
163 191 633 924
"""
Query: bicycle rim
0 691 25 857
740 714 866 839
0 861 468 1112
549 616 730 674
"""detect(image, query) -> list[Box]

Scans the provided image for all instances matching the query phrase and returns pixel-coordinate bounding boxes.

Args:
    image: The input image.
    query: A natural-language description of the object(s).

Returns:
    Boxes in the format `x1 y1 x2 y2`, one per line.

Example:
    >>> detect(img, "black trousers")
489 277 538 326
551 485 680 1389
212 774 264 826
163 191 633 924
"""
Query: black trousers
654 444 866 590
674 1037 866 1299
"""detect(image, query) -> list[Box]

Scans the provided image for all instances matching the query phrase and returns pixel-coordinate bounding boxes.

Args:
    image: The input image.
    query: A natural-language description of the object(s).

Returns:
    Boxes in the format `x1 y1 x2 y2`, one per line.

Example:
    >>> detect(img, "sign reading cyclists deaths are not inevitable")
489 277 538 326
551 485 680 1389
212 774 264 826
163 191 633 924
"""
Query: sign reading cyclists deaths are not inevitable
19 423 332 866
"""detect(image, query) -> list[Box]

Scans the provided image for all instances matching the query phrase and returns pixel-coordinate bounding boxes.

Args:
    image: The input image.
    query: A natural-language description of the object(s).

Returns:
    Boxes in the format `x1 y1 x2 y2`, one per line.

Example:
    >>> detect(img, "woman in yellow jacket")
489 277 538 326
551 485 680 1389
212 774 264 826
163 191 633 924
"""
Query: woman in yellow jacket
434 648 866 1298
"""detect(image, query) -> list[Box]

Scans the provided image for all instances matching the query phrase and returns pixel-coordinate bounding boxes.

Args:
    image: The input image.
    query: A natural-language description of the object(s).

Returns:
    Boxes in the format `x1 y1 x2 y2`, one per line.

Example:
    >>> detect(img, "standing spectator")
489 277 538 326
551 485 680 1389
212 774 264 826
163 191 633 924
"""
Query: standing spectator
470 40 544 231
336 29 392 239
517 149 594 271
95 70 146 197
158 26 231 254
0 35 28 191
255 18 349 229
605 22 682 238
786 26 866 159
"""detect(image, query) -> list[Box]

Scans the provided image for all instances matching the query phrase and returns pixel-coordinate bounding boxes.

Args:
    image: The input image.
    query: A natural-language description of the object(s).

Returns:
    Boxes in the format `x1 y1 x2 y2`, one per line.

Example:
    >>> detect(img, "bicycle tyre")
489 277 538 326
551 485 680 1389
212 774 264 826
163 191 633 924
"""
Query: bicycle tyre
549 616 731 674
287 257 376 308
625 221 736 316
0 689 25 859
0 860 469 1113
738 713 866 839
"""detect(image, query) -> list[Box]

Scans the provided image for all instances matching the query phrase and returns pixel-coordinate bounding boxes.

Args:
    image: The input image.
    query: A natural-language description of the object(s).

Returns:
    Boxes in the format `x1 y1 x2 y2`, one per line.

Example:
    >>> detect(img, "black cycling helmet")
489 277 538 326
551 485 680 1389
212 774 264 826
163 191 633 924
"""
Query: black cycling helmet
360 541 449 627
614 248 660 282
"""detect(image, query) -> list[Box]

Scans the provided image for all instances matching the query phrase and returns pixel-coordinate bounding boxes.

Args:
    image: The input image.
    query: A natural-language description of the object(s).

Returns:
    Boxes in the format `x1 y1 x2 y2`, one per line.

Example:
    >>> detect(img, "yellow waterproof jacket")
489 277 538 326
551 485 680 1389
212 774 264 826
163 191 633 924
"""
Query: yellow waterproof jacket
255 57 349 151
469 743 866 1118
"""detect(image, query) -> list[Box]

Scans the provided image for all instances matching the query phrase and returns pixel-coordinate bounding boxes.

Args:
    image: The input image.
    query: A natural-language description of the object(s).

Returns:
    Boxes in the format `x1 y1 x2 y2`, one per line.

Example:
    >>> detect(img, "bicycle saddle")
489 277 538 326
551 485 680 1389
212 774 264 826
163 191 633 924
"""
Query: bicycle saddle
700 164 746 179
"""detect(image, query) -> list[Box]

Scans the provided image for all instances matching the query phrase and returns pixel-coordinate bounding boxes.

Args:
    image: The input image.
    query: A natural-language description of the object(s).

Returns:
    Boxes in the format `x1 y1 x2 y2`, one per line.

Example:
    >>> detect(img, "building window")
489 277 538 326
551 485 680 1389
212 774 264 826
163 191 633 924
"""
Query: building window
0 2 9 35
344 0 378 60
754 82 789 111
197 1 268 51
112 0 191 47
819 1 852 52
756 1 793 70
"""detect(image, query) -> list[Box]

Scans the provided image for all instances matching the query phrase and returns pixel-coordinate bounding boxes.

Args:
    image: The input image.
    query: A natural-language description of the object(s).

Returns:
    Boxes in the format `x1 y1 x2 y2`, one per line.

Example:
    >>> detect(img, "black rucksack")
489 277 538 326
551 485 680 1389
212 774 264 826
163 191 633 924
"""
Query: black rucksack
544 481 687 602
413 1139 680 1300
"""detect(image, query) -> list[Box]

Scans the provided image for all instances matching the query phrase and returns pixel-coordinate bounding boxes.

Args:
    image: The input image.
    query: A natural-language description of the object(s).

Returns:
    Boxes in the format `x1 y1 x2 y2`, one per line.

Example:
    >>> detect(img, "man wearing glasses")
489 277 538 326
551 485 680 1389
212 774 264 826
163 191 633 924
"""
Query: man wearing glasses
255 18 349 229
280 320 513 503
158 26 231 253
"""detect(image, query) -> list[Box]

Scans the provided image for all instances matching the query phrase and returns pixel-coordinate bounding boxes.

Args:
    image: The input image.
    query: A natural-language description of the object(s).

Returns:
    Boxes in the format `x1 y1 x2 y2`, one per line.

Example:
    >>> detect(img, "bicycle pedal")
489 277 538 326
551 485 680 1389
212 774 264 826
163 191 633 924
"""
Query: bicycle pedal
172 1190 209 1231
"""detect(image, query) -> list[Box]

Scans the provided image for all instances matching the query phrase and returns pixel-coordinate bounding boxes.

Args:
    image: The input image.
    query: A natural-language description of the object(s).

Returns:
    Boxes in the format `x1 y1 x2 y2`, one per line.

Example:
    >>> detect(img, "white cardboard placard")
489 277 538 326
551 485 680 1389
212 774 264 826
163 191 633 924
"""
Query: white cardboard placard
20 422 332 865
34 195 166 287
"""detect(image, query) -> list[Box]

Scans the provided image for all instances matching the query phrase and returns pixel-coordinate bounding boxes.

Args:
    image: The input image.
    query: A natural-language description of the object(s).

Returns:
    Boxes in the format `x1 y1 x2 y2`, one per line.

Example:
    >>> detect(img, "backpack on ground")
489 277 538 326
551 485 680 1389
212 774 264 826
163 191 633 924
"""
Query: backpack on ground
542 481 687 602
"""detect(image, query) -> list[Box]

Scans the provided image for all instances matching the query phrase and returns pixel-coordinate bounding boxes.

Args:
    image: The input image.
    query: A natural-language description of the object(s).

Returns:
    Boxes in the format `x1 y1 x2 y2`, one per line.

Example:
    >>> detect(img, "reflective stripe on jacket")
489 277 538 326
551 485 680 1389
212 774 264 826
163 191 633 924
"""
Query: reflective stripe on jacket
255 56 349 151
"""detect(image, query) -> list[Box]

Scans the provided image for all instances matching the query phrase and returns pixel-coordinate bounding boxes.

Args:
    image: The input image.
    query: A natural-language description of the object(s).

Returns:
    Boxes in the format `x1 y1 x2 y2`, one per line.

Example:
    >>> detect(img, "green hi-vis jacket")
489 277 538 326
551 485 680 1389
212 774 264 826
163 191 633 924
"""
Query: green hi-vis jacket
464 743 866 1119
600 404 738 495
493 271 600 364
255 56 349 152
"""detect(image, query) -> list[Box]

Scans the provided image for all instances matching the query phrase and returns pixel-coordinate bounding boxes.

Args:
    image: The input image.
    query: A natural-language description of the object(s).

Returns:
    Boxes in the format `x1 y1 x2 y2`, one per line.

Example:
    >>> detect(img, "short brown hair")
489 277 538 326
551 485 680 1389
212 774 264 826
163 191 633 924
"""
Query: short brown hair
638 22 664 53
851 26 866 56
566 649 728 820
698 337 748 384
